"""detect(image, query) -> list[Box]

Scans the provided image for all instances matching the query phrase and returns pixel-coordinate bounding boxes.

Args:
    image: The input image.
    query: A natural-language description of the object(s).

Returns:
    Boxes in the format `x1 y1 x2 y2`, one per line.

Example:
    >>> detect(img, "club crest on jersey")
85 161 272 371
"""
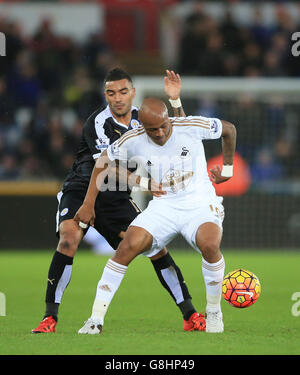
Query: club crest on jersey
180 147 190 159
162 169 193 193
130 119 140 129
95 137 110 151
60 208 69 216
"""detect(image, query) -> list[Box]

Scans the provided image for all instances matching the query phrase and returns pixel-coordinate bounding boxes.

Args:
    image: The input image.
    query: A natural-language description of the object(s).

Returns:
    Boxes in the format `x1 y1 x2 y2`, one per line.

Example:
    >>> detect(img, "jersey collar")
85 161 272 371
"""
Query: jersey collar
106 105 138 129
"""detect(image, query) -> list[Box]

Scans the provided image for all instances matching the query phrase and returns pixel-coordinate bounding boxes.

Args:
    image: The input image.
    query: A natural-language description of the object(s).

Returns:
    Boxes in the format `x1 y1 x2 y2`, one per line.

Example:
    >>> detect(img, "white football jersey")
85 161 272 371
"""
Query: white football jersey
107 116 222 203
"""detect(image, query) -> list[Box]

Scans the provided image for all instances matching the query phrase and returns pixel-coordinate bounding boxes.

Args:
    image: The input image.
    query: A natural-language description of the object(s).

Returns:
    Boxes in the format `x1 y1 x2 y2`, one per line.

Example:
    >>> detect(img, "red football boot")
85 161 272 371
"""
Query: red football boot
31 316 57 333
184 312 206 331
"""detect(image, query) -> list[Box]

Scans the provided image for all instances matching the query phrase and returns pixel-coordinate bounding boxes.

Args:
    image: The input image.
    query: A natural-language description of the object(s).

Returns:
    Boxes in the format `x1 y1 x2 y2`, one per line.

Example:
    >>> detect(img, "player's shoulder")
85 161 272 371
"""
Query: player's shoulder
131 105 139 115
170 116 211 130
82 106 108 132
117 126 146 147
84 105 139 129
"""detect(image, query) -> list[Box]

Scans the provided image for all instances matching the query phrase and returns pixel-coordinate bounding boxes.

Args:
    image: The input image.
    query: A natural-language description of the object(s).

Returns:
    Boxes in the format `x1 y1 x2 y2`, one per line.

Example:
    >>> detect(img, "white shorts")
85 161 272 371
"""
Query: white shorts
130 196 224 258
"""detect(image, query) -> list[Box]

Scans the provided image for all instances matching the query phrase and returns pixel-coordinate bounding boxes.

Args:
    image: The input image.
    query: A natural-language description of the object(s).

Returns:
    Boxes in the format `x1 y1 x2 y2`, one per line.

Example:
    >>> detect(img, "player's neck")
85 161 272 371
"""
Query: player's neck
112 112 132 127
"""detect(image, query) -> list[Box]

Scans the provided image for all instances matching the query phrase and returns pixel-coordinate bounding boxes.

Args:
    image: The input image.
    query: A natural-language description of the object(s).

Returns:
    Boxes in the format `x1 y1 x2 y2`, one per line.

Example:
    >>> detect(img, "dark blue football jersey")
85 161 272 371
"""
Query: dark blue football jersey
62 105 140 203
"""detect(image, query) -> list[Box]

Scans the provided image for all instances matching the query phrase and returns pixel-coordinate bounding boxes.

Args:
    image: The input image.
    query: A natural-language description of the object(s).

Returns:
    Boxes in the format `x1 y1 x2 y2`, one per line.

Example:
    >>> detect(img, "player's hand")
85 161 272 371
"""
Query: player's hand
209 165 231 184
164 70 182 100
150 179 167 197
74 202 96 228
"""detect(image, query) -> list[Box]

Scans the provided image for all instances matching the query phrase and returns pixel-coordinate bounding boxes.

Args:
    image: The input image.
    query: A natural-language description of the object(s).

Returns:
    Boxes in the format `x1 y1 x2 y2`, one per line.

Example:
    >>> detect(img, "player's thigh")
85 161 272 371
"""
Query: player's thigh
56 190 87 233
118 230 169 261
195 222 223 259
93 197 142 250
56 190 87 255
113 226 154 265
181 199 225 254
129 199 179 258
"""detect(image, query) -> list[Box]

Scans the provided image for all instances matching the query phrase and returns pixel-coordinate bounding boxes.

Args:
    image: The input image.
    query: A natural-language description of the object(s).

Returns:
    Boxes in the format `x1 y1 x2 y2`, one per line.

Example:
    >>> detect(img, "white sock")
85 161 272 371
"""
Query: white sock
202 255 225 313
91 259 128 324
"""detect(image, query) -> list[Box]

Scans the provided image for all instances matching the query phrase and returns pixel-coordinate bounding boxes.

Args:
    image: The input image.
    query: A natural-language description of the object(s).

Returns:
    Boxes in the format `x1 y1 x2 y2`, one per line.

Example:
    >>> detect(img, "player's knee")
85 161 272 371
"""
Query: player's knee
114 238 139 265
200 241 220 260
149 247 168 261
58 221 82 257
119 238 138 256
58 235 79 257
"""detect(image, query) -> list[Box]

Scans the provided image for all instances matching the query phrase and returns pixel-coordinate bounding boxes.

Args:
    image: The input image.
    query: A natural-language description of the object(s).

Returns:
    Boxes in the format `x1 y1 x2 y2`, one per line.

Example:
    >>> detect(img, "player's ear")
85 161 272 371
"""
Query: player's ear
131 87 136 99
103 90 108 103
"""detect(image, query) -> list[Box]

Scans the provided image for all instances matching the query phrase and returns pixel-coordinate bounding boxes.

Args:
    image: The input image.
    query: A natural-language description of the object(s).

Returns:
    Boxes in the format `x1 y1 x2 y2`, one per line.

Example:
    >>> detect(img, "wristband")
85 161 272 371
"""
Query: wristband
79 221 88 229
139 176 150 190
168 98 182 108
221 165 233 178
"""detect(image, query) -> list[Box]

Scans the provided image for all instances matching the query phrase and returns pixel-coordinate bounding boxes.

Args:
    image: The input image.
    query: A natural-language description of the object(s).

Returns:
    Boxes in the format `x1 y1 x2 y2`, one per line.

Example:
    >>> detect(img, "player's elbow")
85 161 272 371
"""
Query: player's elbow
221 120 236 140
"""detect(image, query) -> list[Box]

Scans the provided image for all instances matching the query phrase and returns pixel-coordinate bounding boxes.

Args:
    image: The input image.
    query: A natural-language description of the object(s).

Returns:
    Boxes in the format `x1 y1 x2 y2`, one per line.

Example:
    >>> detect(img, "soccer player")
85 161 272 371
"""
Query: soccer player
75 97 236 334
32 69 206 333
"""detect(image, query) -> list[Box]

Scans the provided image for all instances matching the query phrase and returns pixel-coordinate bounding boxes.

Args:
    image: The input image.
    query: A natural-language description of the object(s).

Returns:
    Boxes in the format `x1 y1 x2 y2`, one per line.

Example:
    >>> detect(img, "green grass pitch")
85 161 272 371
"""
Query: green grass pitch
1 249 300 355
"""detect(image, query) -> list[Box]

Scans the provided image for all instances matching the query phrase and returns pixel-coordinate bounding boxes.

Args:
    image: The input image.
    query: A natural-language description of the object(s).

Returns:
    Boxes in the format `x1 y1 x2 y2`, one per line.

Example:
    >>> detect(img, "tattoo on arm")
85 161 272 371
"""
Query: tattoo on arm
221 121 236 165
172 106 186 117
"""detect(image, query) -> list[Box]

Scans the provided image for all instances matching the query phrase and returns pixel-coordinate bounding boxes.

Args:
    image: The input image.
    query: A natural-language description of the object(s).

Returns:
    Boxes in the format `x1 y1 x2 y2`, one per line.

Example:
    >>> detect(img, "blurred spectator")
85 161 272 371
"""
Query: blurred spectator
41 113 75 179
20 156 45 180
220 9 245 53
84 32 113 79
263 96 285 147
250 8 272 49
198 32 226 76
0 77 15 127
223 53 241 76
8 50 41 108
63 65 102 119
0 17 25 76
195 96 218 118
274 138 299 178
241 41 263 76
274 4 298 36
230 94 265 162
177 13 207 74
0 154 20 180
177 3 298 78
250 147 284 183
262 50 285 76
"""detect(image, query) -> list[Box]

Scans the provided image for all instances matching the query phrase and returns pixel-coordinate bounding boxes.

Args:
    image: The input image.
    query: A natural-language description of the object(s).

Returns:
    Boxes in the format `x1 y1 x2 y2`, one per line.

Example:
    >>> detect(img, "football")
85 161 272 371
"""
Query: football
222 269 261 308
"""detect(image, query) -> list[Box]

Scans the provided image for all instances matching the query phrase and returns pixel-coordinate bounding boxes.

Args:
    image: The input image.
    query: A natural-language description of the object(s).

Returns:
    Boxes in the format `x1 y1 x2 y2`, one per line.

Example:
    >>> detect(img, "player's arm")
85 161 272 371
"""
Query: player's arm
109 161 166 197
74 151 111 227
164 70 186 117
209 120 237 184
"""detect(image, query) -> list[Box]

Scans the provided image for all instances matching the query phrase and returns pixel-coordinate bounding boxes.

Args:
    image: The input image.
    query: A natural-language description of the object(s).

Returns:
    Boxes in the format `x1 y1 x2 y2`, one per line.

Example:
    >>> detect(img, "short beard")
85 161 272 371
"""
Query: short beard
111 105 131 118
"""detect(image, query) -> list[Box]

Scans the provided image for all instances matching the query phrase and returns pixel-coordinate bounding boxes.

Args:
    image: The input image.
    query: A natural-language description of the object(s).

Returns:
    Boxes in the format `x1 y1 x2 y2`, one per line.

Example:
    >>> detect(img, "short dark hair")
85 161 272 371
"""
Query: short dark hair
104 68 133 85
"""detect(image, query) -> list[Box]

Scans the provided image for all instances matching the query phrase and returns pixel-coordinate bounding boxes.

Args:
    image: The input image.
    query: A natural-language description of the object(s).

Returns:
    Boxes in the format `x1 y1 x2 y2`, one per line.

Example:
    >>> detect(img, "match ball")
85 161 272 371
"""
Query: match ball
222 269 261 308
